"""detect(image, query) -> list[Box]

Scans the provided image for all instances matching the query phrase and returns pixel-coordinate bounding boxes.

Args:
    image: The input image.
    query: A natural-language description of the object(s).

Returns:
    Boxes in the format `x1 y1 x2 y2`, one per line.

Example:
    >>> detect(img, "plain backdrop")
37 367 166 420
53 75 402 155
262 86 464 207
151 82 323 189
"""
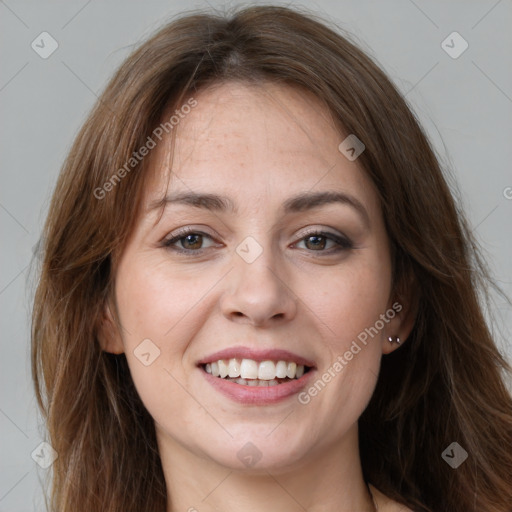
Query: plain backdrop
1 1 511 510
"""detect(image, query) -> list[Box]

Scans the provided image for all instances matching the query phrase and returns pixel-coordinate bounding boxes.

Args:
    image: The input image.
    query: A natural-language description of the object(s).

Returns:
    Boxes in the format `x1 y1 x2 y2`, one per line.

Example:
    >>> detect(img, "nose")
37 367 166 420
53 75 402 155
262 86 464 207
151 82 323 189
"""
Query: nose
220 243 298 327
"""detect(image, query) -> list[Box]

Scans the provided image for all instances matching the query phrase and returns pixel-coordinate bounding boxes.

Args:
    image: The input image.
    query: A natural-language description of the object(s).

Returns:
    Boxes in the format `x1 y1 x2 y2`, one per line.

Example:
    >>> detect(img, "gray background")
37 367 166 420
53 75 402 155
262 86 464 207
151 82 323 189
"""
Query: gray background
1 0 511 510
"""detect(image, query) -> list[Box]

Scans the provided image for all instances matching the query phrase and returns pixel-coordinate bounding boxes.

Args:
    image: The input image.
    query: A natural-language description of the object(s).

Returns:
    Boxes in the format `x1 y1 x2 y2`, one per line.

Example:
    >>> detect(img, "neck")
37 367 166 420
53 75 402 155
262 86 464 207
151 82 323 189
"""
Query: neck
158 423 376 512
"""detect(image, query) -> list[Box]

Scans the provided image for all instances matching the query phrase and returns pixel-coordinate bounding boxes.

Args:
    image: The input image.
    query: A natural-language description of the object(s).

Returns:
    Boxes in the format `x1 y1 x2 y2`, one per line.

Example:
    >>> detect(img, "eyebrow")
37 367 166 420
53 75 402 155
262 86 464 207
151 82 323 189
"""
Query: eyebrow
148 190 370 227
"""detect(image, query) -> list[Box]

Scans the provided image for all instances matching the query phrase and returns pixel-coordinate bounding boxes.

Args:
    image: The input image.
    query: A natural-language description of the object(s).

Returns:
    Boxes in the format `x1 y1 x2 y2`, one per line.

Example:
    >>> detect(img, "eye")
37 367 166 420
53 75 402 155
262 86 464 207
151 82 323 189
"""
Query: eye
162 229 217 254
294 230 353 253
162 227 353 256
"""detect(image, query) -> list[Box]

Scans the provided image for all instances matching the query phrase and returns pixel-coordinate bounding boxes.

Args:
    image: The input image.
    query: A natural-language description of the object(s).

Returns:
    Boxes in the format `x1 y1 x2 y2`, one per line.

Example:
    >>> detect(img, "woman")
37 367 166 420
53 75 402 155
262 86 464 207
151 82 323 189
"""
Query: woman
31 5 512 512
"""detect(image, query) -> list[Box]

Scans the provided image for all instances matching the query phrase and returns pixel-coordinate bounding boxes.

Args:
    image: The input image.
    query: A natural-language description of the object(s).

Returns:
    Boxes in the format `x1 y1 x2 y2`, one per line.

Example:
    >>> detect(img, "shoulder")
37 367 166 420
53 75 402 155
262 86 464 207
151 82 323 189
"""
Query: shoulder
368 483 415 512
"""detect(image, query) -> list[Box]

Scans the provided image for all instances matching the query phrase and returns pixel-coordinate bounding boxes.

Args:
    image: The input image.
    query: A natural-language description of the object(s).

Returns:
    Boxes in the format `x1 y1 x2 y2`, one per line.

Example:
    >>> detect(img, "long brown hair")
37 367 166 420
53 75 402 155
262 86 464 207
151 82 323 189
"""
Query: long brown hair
31 5 512 511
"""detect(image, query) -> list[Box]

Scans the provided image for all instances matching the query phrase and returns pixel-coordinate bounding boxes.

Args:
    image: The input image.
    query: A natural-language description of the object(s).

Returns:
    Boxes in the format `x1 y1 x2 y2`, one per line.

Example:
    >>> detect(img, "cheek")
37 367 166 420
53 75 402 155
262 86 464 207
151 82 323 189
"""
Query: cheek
305 253 392 345
115 255 209 344
302 257 390 407
113 254 216 418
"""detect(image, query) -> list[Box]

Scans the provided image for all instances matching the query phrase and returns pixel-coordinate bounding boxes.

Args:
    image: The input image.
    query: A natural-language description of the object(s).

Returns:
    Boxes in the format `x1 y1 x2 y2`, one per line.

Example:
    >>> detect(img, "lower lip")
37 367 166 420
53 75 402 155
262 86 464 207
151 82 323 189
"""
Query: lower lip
200 367 316 405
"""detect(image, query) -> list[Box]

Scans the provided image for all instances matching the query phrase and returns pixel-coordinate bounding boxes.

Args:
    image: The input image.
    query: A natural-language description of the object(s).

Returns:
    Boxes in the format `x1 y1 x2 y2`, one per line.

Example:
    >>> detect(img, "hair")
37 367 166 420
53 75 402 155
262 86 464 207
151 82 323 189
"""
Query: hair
31 4 512 512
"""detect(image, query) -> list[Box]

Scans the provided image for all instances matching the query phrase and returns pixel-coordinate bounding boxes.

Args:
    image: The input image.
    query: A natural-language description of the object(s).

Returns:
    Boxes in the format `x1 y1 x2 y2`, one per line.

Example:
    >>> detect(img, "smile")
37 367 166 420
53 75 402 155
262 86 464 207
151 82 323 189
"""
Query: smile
202 358 311 386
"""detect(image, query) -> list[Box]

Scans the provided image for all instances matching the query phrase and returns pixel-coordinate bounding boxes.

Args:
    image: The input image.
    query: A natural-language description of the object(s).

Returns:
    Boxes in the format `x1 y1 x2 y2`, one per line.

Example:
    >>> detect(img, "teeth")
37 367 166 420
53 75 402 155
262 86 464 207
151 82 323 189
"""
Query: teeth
204 358 310 380
286 362 297 379
240 359 259 379
223 377 293 386
218 360 229 378
275 360 288 378
258 360 276 380
228 358 241 378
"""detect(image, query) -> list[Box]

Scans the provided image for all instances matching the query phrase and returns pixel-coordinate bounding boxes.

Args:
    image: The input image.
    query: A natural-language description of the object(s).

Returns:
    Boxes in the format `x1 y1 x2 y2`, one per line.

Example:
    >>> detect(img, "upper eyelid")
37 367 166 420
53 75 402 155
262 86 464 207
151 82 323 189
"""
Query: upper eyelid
164 226 345 241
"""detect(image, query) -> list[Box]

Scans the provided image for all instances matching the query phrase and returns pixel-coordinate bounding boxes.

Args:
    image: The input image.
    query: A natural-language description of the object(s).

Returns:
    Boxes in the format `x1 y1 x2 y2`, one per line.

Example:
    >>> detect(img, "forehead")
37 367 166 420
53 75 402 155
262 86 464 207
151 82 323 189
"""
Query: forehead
144 81 379 217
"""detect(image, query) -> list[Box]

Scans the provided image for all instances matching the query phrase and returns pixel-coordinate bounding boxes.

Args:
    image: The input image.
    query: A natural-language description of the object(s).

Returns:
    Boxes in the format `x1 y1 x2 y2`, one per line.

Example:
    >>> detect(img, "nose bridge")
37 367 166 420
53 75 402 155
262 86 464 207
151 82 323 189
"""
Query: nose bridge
237 235 280 290
221 232 297 325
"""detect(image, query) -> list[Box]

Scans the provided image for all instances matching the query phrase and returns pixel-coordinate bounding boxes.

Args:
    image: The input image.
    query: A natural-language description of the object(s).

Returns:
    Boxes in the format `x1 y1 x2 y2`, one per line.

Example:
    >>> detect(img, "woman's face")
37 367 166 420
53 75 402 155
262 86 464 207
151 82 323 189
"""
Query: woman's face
103 81 407 472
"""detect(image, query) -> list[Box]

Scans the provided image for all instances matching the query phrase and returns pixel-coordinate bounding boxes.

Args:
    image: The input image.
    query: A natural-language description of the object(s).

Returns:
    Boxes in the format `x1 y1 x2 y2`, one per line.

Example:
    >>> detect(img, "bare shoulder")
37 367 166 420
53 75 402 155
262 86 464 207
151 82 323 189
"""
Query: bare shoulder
369 483 415 512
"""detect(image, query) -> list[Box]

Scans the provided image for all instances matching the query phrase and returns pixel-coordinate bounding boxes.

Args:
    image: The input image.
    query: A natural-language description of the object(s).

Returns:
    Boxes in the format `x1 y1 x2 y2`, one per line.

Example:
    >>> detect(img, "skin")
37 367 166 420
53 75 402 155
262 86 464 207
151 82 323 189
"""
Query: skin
100 81 415 512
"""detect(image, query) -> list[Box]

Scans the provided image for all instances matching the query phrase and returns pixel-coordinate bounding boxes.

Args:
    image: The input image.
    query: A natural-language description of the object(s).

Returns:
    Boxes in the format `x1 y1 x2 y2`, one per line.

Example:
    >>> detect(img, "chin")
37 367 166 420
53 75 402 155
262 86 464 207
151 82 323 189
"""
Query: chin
198 433 310 474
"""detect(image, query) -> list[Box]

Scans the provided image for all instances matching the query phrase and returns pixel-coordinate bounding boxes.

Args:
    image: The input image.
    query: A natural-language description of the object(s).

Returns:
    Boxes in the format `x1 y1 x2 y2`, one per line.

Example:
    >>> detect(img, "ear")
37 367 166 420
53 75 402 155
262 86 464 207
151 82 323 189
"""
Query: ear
96 301 125 354
381 274 419 355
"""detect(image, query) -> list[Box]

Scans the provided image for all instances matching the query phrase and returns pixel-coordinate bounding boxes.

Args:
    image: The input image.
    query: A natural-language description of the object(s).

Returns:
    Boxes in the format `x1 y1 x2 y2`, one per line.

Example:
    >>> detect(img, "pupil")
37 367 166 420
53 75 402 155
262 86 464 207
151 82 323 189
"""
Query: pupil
184 234 201 249
306 235 325 250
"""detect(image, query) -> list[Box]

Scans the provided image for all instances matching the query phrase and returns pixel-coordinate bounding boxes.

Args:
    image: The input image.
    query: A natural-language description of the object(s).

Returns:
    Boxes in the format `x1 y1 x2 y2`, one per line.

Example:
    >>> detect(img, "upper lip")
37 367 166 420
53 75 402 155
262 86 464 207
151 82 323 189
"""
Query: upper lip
197 345 316 368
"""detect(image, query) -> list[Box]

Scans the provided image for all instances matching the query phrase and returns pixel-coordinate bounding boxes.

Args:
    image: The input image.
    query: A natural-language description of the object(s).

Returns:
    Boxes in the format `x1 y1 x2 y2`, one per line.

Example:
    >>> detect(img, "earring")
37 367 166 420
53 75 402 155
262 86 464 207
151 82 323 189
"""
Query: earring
387 335 401 345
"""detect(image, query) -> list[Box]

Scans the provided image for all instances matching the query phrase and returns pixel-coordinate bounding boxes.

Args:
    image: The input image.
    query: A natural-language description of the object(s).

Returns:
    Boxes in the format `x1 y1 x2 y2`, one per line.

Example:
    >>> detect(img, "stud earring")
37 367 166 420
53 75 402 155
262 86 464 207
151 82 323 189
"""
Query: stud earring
387 336 401 345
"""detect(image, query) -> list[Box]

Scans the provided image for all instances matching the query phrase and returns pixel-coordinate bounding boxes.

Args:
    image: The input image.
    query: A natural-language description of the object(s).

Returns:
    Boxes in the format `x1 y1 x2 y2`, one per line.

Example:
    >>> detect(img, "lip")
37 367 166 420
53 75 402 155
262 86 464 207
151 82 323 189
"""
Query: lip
196 346 316 367
200 366 316 405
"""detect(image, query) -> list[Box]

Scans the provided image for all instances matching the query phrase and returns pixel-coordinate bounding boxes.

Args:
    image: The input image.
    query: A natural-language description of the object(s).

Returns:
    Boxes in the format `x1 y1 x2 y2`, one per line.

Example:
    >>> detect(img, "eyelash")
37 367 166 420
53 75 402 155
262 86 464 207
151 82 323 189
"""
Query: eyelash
162 227 353 256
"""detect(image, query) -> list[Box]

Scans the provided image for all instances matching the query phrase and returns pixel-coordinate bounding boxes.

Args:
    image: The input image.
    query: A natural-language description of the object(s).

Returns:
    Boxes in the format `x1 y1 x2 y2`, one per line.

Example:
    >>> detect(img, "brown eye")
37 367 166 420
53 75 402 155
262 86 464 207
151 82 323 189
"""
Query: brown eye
163 230 217 254
296 231 353 253
180 233 203 250
304 234 328 251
